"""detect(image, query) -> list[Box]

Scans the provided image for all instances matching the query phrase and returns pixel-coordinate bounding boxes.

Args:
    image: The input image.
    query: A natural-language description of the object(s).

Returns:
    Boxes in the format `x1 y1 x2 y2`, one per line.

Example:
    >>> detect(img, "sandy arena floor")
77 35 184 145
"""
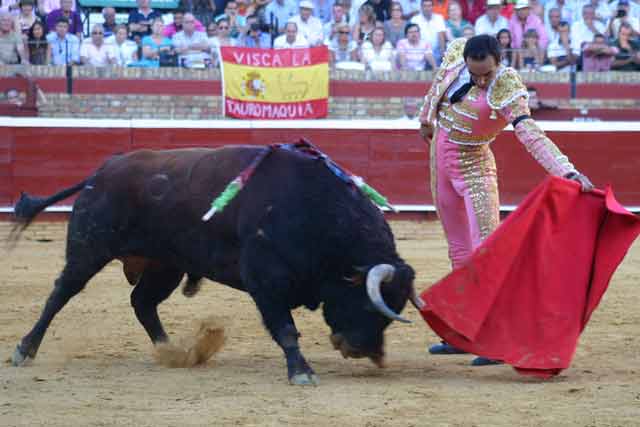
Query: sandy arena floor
1 220 639 427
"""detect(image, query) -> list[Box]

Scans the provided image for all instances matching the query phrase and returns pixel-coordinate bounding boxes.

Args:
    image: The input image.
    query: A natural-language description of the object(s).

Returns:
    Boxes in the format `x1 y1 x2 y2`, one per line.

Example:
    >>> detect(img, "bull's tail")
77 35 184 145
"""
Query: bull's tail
8 179 89 247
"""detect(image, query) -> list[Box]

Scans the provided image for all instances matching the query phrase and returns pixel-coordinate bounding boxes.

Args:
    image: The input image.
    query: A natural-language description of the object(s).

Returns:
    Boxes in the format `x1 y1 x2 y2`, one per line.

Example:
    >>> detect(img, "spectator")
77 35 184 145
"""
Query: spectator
37 0 76 16
475 0 508 37
13 0 37 36
458 0 486 24
312 0 334 23
172 12 210 67
608 0 640 39
214 1 243 38
4 88 22 105
0 11 25 64
25 20 47 64
509 0 548 50
432 0 449 19
45 0 81 37
544 0 574 29
608 0 640 22
398 0 421 20
102 7 117 38
528 0 544 21
367 0 392 22
183 0 218 26
446 1 470 40
106 24 138 66
323 2 348 42
410 0 446 59
242 22 271 47
136 17 173 67
235 0 255 31
570 4 605 57
164 9 206 38
1 0 21 15
206 20 217 38
547 20 575 70
46 17 79 65
384 1 406 46
80 23 117 66
461 23 474 38
360 26 394 71
515 28 544 70
289 0 324 46
496 27 513 66
546 7 562 44
352 3 377 44
209 17 237 49
274 20 310 47
396 22 436 70
128 0 162 42
327 22 357 63
582 33 617 71
265 0 298 33
574 0 611 28
611 22 640 71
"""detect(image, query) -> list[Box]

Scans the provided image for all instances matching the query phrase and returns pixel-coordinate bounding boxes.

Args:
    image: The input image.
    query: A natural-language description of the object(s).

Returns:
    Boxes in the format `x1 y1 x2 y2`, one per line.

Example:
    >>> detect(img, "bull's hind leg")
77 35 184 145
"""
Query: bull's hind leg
12 257 110 366
130 264 183 344
241 237 318 386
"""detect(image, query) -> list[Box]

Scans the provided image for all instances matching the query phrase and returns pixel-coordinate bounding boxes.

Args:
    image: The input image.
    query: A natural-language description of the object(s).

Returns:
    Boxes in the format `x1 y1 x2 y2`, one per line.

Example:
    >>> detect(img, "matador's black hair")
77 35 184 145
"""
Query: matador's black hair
463 34 501 65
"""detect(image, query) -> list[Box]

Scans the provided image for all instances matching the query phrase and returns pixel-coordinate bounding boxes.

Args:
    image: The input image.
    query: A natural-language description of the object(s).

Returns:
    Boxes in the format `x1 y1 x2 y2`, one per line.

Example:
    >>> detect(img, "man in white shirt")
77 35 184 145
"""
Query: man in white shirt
289 0 324 46
172 13 210 68
265 0 298 34
474 0 508 37
410 0 446 59
274 21 311 48
609 0 640 20
608 0 640 37
574 0 612 27
547 20 575 70
570 4 605 55
80 24 117 67
544 0 574 28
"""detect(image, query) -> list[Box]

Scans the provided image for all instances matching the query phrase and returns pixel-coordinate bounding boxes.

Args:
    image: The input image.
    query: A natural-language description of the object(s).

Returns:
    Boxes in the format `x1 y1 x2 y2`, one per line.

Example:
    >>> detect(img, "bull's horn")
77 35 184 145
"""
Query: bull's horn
366 264 411 324
409 286 426 310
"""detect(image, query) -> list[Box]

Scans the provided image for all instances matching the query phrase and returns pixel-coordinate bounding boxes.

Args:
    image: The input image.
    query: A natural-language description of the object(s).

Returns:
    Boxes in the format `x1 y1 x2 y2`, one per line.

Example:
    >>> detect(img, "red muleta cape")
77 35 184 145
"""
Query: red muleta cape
420 177 640 378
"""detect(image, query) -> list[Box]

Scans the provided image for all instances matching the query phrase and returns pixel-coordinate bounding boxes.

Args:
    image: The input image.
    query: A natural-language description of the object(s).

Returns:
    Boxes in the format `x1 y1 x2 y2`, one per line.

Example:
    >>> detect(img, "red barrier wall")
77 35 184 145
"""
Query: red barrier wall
1 122 639 210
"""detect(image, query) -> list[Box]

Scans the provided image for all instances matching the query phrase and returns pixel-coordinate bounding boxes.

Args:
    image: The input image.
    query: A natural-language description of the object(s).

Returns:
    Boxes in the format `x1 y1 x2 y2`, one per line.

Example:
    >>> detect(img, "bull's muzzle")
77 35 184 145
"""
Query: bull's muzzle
330 333 385 368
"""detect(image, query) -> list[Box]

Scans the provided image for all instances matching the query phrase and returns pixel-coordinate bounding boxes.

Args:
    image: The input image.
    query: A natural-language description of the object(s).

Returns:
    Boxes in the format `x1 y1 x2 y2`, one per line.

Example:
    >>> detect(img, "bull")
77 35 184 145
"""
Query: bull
8 145 422 385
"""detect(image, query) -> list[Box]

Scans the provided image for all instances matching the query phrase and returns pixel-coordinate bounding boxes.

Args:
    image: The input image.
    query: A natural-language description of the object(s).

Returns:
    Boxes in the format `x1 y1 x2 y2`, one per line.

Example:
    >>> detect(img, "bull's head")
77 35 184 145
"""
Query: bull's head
322 263 423 367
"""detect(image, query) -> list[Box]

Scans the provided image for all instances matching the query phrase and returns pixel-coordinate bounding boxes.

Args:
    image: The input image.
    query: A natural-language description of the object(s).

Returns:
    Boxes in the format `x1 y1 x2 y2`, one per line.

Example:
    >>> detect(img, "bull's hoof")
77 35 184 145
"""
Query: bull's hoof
289 373 319 386
11 345 33 367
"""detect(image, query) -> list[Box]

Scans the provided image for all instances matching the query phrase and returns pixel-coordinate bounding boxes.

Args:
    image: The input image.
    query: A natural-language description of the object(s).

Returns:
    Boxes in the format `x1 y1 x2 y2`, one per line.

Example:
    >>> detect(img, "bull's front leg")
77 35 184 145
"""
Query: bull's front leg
251 293 319 386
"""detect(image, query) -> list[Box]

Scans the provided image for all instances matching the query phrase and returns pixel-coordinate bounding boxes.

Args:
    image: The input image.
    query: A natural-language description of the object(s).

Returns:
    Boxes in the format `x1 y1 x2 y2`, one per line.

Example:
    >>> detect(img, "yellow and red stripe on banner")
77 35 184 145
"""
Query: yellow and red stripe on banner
220 46 329 120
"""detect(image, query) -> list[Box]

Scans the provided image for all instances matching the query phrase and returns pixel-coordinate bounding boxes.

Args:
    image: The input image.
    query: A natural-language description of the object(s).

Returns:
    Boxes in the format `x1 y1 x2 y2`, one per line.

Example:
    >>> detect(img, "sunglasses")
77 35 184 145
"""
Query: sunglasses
219 25 229 29
92 31 103 35
338 30 350 34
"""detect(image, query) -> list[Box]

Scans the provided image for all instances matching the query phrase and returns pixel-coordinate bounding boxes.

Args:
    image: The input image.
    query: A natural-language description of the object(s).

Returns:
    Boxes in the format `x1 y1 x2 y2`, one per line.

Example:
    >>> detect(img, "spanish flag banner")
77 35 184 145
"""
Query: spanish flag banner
220 46 329 120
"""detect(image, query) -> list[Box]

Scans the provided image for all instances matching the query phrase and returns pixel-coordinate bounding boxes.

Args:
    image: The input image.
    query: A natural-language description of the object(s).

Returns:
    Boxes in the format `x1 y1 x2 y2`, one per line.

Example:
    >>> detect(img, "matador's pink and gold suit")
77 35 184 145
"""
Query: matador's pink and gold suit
420 38 578 269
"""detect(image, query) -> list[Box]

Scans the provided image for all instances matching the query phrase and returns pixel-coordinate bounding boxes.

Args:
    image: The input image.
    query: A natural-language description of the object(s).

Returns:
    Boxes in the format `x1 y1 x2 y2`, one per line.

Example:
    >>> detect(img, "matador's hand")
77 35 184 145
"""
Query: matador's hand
566 172 594 192
419 123 433 142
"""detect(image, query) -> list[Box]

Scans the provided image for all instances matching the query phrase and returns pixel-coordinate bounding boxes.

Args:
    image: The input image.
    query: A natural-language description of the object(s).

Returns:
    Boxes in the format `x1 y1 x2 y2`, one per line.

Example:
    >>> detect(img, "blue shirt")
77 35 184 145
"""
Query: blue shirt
46 33 80 65
242 32 272 48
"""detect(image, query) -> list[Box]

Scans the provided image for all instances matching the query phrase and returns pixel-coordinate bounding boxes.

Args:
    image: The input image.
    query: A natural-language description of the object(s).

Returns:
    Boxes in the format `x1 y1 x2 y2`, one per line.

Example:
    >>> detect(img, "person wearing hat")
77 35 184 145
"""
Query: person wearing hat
419 35 593 365
289 0 324 45
474 0 508 37
508 0 548 49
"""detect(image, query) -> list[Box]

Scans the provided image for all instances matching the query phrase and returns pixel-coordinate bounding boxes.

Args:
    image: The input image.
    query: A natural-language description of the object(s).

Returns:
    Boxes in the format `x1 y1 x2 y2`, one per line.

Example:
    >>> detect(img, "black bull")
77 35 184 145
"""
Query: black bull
9 146 423 385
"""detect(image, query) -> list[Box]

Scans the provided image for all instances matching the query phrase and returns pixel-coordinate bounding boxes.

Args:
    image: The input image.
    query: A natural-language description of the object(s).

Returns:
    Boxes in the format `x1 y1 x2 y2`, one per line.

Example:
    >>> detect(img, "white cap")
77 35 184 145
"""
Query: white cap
514 0 530 9
487 0 501 6
299 0 314 9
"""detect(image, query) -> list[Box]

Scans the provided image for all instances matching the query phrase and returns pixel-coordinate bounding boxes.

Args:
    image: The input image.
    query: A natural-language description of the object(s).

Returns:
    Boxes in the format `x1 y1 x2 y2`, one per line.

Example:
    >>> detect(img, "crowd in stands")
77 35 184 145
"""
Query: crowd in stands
0 0 639 71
